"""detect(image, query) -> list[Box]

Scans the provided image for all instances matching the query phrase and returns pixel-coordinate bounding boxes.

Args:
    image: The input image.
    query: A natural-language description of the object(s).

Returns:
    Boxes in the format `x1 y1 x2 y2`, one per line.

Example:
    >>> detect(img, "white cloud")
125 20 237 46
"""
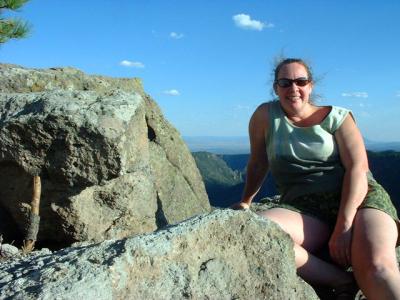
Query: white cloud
341 92 368 98
396 91 400 97
120 60 145 68
163 89 180 96
232 14 273 31
170 32 184 39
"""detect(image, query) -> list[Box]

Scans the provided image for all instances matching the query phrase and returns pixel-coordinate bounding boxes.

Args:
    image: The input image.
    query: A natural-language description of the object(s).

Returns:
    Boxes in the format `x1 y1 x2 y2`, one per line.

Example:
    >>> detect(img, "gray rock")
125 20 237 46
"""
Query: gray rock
0 64 210 245
0 244 19 257
0 64 145 96
0 209 318 299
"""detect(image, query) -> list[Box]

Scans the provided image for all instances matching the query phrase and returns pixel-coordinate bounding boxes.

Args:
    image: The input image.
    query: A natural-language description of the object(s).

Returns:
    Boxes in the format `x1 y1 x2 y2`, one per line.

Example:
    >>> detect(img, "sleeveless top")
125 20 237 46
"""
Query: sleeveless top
266 100 350 202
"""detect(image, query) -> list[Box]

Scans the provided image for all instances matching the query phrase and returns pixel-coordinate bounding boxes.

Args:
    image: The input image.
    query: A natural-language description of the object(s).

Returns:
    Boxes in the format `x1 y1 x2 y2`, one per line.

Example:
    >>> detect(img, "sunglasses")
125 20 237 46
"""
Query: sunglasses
275 78 310 88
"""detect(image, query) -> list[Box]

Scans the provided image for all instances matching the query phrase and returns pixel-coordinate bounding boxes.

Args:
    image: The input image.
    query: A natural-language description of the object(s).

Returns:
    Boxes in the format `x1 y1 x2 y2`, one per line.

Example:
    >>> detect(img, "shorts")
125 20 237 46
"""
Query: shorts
268 179 400 245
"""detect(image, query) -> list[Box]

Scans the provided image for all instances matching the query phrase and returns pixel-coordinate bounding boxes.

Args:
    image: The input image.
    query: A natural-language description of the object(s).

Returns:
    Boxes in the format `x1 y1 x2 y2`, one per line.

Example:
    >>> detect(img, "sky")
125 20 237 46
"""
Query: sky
1 0 400 142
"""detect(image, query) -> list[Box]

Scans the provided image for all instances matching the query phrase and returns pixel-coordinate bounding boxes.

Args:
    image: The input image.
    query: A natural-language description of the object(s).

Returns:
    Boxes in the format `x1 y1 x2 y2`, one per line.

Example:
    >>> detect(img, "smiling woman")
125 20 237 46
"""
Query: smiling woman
232 58 400 299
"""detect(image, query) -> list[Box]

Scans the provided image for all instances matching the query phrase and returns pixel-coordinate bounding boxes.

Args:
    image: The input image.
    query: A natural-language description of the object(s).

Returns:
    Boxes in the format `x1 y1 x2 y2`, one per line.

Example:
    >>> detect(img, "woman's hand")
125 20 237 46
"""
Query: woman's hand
230 202 250 210
328 225 353 268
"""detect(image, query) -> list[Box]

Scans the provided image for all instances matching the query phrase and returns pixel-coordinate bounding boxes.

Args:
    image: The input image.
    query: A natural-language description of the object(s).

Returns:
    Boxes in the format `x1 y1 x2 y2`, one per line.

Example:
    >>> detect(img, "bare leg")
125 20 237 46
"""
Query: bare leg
258 208 353 287
352 208 400 300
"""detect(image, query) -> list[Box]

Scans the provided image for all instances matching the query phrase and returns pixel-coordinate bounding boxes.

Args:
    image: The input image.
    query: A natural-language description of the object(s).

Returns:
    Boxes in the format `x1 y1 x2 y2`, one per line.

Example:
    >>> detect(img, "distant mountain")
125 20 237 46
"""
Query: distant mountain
192 152 243 207
364 139 400 152
367 151 400 208
219 154 249 172
192 152 242 187
192 152 276 207
193 151 400 214
185 136 400 154
184 136 249 154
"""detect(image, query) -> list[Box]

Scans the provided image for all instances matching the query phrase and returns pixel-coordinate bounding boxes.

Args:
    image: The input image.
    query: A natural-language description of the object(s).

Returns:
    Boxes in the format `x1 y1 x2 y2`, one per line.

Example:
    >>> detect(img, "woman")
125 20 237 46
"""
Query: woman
232 58 400 299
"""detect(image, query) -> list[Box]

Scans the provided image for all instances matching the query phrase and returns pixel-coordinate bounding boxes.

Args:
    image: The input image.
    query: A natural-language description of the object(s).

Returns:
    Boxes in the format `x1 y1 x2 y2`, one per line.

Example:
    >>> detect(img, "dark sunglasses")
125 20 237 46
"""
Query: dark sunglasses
275 78 310 88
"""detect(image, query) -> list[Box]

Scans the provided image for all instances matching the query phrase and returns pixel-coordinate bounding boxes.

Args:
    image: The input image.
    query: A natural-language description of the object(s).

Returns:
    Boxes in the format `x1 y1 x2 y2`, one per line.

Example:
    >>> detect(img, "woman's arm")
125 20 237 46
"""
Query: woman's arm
232 103 269 209
330 114 369 266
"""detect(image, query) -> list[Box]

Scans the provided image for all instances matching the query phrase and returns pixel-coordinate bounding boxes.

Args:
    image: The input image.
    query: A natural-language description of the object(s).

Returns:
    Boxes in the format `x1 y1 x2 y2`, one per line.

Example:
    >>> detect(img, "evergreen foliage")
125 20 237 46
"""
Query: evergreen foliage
0 0 30 44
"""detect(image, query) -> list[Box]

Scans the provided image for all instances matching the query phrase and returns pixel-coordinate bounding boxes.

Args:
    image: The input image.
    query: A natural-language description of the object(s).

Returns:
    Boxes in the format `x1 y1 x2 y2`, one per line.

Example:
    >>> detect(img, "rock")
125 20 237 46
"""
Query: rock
0 209 318 299
0 244 19 258
0 64 145 96
0 64 210 246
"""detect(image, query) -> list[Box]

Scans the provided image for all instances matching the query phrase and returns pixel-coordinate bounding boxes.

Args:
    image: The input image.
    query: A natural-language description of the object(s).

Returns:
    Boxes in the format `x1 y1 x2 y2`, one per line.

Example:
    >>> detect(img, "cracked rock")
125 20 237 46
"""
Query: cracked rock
0 64 210 246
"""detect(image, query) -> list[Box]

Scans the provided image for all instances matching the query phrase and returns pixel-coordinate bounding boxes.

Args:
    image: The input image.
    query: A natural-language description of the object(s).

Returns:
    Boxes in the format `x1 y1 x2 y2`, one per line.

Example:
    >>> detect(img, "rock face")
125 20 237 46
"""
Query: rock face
0 209 318 299
0 64 210 246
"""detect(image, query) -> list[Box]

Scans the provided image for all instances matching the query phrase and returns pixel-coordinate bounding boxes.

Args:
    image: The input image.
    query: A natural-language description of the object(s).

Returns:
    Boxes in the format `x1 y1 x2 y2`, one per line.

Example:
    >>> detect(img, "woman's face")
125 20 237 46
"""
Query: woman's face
274 62 313 114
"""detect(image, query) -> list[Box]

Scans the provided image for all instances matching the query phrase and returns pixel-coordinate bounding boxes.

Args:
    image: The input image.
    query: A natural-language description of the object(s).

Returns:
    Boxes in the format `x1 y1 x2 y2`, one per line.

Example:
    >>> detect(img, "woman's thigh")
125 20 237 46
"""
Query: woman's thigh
258 208 331 253
352 208 398 267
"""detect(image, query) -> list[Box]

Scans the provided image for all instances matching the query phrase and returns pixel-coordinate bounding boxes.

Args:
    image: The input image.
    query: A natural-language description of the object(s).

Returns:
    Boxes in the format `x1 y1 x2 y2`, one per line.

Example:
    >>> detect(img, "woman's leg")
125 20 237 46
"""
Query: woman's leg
258 208 353 287
352 208 400 300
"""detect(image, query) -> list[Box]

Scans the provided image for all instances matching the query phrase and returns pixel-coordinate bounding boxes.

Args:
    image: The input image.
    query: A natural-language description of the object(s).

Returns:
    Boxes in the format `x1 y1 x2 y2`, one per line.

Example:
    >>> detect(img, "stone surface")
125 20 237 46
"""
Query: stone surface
0 209 318 299
0 64 144 96
0 244 19 258
0 64 210 246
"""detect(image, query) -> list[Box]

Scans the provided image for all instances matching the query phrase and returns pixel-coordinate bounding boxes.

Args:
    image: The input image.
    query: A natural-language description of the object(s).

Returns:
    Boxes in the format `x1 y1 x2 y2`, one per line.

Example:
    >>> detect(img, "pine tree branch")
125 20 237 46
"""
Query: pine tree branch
0 0 29 10
0 0 30 43
0 18 29 43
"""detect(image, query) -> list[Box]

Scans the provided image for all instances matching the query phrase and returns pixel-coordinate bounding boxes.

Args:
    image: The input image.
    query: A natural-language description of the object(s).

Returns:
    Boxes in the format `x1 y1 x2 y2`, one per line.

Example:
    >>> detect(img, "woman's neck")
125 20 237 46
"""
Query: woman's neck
284 105 331 127
284 103 316 122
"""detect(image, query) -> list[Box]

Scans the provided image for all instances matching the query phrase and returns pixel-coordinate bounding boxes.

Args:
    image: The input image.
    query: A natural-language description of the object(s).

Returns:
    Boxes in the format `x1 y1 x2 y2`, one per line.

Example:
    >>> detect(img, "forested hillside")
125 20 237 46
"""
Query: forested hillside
193 151 400 212
367 151 400 207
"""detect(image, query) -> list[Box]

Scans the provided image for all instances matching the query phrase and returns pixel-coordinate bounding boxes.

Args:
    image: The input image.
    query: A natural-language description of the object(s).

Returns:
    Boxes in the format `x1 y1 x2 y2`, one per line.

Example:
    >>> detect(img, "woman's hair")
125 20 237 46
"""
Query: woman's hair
273 58 313 83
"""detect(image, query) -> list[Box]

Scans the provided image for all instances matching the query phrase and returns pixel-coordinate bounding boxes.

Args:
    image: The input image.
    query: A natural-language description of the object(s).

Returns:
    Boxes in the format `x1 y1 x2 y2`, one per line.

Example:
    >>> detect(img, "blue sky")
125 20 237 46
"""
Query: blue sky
1 0 400 141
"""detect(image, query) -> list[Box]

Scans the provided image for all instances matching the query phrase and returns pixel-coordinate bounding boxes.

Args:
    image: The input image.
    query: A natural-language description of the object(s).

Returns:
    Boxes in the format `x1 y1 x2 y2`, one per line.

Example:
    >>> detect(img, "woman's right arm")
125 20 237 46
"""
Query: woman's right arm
232 103 269 209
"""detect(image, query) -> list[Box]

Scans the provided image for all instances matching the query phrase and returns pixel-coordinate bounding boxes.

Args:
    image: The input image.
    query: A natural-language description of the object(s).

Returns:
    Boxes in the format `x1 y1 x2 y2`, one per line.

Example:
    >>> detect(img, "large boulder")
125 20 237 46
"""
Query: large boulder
0 64 210 246
0 209 318 299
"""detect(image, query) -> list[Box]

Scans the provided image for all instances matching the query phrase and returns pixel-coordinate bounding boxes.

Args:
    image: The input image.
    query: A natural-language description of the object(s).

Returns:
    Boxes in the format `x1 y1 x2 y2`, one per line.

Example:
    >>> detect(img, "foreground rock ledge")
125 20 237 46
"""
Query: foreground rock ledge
0 209 318 299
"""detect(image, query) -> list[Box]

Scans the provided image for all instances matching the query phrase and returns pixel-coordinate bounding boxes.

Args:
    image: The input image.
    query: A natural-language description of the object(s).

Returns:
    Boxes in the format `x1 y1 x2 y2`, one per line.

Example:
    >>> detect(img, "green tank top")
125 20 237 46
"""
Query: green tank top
266 100 350 201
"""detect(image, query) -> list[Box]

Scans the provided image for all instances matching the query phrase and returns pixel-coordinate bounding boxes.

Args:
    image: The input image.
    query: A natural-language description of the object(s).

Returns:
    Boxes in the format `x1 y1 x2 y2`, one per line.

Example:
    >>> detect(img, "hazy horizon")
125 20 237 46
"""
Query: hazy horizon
183 135 400 143
184 136 400 154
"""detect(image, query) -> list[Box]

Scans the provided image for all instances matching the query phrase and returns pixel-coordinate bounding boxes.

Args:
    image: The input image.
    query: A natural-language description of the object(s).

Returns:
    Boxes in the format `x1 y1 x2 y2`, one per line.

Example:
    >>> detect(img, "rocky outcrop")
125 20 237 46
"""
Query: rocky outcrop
0 209 318 299
0 64 210 246
0 64 145 96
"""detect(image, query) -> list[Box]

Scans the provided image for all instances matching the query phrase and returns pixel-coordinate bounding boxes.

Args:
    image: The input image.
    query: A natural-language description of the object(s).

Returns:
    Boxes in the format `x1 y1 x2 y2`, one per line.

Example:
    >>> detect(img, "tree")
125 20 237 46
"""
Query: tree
0 0 30 44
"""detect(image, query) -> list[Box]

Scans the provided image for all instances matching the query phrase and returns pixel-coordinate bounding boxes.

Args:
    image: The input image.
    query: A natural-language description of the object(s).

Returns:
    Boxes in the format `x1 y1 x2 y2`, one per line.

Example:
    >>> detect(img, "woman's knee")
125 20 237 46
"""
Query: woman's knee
257 208 300 241
351 216 399 281
257 208 330 251
353 254 399 282
257 208 286 225
257 209 290 235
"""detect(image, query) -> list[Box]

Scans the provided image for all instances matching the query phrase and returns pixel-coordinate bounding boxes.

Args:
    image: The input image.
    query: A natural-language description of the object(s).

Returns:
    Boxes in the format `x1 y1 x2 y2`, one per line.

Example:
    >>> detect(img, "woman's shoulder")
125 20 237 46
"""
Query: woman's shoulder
253 100 279 116
330 104 351 116
322 104 352 133
249 101 273 132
